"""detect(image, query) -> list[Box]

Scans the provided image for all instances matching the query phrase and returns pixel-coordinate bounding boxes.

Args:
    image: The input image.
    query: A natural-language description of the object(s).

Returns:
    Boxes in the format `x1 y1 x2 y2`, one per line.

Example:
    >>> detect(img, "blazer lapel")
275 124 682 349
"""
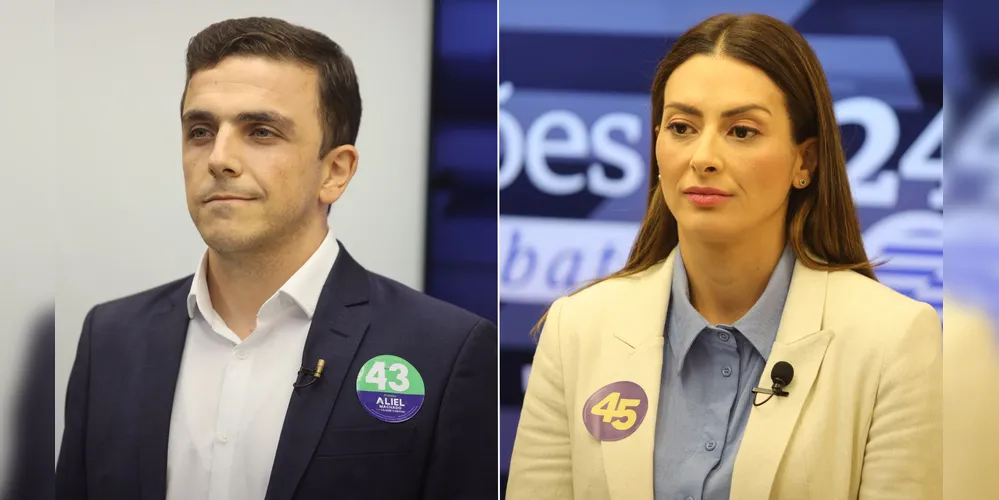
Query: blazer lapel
265 245 372 500
731 259 832 500
600 252 675 500
138 279 193 500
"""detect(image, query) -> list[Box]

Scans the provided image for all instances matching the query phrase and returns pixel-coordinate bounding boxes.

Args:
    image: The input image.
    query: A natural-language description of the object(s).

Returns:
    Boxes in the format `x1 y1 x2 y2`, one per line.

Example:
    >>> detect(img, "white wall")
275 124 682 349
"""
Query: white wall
55 0 432 455
0 0 56 483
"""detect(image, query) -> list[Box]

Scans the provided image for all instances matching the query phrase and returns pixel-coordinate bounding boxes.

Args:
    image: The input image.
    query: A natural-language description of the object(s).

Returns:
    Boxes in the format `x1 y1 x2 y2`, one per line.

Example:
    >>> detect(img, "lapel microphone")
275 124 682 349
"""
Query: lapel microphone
751 361 794 407
293 359 326 388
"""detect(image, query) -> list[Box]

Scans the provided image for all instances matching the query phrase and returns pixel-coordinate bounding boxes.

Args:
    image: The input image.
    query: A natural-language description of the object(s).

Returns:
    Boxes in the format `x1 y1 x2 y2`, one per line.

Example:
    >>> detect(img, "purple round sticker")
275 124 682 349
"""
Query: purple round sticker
582 381 649 442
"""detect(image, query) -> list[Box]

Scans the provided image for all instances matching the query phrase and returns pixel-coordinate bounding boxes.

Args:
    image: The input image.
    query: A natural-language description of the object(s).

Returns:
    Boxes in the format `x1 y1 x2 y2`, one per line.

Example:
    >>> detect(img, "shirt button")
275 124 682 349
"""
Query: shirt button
218 432 228 443
718 331 730 342
235 349 247 360
706 440 717 451
722 366 733 377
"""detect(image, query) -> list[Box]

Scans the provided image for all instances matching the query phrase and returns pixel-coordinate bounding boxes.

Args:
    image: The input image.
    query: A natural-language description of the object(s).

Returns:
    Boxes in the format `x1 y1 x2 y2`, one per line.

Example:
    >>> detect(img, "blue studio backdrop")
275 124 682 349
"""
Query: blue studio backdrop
499 0 942 491
942 1 999 320
424 0 498 324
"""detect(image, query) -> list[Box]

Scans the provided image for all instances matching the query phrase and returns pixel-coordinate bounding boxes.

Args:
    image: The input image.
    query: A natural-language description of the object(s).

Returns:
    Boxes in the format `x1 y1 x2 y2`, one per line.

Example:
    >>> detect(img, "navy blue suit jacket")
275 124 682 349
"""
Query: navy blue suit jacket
55 244 498 500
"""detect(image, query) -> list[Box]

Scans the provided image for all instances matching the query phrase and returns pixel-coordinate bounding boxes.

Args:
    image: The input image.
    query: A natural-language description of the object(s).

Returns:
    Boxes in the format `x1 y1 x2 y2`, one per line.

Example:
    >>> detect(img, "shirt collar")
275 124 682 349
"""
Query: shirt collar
668 243 795 366
187 228 340 320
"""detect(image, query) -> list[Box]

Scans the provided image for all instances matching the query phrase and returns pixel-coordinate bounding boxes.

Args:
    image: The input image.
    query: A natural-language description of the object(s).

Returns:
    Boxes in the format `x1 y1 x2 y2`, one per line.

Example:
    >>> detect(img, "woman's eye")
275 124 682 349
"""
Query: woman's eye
667 123 691 135
731 125 759 139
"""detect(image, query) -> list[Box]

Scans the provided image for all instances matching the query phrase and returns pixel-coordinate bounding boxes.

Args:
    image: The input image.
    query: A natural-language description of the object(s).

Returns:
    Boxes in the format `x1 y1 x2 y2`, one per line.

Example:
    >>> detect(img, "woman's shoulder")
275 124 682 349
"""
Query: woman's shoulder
800 269 940 381
823 268 939 334
542 260 672 336
826 268 932 311
943 296 997 358
542 260 670 349
556 259 670 311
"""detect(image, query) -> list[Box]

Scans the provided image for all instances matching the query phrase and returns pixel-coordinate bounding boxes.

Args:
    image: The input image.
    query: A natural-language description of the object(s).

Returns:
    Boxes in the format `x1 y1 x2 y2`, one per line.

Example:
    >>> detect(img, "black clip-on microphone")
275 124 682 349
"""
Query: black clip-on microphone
293 359 326 388
752 361 794 407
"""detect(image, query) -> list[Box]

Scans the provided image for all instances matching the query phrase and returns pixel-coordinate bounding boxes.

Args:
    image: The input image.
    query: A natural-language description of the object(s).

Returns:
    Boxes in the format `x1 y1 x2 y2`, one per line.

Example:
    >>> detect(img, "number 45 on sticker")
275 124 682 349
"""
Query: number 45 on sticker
590 392 641 431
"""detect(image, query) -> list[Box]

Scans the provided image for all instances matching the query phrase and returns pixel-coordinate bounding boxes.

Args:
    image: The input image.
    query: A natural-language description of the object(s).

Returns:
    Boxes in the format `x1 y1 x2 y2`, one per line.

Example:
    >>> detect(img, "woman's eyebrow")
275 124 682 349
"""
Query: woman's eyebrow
664 102 771 117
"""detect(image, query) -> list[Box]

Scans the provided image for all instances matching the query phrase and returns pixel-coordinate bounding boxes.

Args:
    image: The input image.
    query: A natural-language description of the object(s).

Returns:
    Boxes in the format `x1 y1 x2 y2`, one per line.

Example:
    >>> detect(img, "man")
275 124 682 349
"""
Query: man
55 17 497 500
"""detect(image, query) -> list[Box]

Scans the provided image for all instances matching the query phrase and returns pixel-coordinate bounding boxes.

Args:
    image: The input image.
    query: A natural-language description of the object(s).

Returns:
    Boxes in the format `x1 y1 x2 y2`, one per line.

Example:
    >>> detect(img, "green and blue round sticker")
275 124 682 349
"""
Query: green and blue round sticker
356 355 425 423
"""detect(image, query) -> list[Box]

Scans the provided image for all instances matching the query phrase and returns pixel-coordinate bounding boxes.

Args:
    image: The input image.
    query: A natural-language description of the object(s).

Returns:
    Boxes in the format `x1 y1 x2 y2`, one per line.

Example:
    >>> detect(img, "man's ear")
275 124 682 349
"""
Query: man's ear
319 144 359 206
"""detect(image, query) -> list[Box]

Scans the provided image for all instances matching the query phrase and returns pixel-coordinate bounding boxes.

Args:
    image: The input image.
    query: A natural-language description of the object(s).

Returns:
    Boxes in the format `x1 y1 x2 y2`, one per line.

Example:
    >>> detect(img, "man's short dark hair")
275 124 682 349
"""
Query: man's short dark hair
182 17 362 159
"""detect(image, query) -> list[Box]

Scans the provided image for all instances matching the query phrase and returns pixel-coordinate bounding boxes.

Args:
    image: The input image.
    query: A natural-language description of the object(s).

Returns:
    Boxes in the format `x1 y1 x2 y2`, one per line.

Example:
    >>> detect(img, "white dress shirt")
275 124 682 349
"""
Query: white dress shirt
166 230 340 500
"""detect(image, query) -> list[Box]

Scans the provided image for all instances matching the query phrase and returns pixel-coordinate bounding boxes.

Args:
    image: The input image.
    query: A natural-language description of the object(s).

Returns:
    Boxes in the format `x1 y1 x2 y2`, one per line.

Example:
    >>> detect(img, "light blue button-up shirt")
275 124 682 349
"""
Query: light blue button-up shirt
653 245 795 500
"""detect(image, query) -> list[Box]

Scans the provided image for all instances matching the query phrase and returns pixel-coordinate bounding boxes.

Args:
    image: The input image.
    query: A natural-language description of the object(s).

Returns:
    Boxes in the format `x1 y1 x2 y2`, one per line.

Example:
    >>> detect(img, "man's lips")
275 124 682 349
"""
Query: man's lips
205 195 254 202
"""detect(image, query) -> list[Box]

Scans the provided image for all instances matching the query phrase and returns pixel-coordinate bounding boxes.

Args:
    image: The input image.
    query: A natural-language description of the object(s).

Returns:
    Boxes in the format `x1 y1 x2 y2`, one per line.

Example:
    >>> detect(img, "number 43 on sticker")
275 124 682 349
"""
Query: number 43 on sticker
364 361 411 392
590 392 641 431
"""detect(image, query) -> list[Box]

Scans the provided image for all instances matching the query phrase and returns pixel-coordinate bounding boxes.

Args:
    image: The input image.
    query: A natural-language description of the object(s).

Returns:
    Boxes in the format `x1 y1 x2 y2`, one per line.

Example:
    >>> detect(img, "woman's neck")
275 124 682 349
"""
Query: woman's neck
678 231 786 326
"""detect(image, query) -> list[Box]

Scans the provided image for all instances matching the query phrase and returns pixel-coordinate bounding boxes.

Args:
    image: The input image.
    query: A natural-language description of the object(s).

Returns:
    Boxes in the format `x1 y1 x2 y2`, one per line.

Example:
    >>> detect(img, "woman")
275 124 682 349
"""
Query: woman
505 13 941 500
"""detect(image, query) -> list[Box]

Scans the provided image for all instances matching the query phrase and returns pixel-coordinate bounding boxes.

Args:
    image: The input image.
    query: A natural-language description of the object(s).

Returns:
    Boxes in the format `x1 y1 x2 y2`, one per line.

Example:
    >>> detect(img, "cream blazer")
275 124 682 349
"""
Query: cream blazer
943 298 999 499
506 249 942 500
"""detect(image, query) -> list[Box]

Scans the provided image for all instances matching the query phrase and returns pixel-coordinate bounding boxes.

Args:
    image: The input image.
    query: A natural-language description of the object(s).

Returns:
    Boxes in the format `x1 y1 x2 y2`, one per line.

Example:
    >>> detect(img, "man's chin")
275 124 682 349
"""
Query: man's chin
198 229 266 255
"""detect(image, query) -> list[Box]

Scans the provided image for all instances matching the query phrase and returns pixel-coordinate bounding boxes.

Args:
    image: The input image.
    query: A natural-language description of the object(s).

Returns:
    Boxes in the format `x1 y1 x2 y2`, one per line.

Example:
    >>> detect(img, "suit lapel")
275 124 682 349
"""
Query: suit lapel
138 279 193 500
599 252 675 500
731 259 831 500
265 245 372 500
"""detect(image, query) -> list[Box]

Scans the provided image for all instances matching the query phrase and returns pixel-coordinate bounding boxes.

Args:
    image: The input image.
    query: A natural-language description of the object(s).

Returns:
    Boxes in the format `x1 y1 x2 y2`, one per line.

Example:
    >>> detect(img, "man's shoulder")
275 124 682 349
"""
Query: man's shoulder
89 275 193 324
364 270 493 333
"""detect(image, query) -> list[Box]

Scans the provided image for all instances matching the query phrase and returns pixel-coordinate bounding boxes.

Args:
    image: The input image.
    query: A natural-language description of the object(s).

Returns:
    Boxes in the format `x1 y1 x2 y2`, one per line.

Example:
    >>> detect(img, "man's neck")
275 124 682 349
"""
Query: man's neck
206 223 329 339
679 222 786 326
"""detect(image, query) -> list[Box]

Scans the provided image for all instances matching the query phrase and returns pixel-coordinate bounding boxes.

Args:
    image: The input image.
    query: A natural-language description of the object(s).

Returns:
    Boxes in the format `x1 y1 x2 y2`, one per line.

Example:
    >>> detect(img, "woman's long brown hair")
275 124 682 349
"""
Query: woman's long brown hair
531 13 878 336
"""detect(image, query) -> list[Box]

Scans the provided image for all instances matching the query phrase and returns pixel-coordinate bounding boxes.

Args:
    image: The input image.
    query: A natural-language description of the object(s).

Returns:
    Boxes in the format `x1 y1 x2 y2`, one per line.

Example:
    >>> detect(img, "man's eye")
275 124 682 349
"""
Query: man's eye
189 127 211 139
